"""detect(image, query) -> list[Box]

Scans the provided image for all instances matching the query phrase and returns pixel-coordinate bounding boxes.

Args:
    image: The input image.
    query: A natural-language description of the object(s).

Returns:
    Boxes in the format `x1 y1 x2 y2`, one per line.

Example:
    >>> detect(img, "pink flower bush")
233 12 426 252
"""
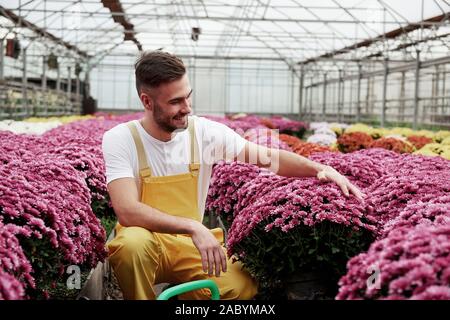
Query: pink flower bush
364 165 450 228
206 161 261 219
260 116 308 135
0 131 39 165
0 270 25 300
1 118 123 202
3 159 107 264
223 165 376 297
203 115 266 133
207 145 450 299
382 196 450 236
207 154 378 297
337 224 450 300
233 171 293 216
2 112 449 300
0 221 34 300
203 114 307 137
40 119 117 200
230 115 267 129
243 129 291 151
384 152 450 175
227 172 377 254
94 112 144 122
0 117 130 298
310 149 395 189
335 151 450 300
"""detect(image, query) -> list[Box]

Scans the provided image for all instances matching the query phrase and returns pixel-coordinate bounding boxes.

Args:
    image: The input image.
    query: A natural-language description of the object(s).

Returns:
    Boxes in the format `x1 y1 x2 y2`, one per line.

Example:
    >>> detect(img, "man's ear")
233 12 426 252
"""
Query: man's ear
140 92 153 111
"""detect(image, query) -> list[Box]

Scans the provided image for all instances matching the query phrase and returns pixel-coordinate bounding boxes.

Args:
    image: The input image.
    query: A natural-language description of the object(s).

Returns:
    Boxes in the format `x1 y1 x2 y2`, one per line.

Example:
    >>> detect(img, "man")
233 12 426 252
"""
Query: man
102 51 364 300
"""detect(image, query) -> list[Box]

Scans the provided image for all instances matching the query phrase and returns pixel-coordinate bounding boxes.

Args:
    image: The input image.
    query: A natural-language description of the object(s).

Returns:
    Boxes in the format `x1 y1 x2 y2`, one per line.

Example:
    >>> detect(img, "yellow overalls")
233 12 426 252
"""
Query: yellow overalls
107 118 258 300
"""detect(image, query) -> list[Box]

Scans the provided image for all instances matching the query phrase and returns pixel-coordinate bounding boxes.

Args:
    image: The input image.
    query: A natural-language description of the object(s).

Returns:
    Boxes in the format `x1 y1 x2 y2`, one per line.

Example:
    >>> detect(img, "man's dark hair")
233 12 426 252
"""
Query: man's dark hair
135 51 186 95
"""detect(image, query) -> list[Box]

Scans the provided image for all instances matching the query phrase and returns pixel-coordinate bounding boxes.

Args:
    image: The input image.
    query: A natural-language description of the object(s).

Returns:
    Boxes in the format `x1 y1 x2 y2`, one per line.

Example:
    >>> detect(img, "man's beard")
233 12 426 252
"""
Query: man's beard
153 102 189 133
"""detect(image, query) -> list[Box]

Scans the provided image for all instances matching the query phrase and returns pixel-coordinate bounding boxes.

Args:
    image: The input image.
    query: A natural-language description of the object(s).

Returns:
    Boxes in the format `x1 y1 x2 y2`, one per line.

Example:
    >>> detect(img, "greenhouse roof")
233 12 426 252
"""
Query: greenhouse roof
1 0 450 69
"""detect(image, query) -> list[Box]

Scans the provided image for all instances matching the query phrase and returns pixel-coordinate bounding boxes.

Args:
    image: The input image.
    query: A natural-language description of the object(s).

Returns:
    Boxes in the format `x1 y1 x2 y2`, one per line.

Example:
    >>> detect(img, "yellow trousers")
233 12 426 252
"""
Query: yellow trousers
107 226 258 300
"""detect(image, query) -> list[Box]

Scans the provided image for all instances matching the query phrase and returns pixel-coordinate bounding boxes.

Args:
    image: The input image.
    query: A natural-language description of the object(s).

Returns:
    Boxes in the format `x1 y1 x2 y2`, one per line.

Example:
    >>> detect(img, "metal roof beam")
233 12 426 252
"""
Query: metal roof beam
299 11 450 65
102 52 286 61
0 5 88 58
41 0 386 11
100 0 142 51
9 9 434 25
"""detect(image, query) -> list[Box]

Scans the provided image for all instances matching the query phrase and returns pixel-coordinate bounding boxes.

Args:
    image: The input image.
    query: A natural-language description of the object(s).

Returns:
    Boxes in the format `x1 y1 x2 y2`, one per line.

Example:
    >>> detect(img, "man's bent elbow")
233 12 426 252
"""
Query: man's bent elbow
117 215 131 227
114 203 138 227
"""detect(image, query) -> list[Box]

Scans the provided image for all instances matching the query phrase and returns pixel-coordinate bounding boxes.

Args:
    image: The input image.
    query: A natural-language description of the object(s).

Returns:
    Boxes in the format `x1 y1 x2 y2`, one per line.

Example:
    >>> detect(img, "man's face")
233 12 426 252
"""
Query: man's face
143 74 193 133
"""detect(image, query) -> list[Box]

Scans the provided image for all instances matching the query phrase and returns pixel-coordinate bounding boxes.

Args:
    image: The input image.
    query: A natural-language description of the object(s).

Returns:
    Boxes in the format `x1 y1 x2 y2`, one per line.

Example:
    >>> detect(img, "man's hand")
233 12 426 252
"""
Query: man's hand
317 166 365 201
189 221 227 277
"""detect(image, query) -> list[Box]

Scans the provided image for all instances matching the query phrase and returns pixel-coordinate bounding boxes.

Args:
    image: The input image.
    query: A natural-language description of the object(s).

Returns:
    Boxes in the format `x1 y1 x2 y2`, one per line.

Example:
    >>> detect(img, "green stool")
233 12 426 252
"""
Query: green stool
157 280 220 300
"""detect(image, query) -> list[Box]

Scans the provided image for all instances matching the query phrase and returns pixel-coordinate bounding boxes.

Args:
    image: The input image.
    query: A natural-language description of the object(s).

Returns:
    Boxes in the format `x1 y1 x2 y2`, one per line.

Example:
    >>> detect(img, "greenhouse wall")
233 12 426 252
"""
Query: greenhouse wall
302 58 450 129
90 57 299 116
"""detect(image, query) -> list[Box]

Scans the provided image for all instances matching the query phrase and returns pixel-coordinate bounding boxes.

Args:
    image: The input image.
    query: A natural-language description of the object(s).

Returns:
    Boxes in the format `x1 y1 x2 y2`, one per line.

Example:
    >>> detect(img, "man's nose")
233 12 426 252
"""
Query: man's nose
181 98 192 113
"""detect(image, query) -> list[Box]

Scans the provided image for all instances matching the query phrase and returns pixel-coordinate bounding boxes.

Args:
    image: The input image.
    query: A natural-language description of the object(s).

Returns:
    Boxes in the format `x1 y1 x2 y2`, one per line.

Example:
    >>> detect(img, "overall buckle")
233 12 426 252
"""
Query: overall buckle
189 163 200 172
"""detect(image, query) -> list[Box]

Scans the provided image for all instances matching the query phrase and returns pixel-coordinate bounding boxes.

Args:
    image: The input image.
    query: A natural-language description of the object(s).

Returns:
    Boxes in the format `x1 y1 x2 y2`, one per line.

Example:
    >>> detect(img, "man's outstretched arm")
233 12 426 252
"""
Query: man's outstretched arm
236 141 365 201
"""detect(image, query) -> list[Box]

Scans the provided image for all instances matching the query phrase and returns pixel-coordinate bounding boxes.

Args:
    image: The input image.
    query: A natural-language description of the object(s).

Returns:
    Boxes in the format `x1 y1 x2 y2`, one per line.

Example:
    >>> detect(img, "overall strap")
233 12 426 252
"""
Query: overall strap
188 117 200 173
126 121 152 178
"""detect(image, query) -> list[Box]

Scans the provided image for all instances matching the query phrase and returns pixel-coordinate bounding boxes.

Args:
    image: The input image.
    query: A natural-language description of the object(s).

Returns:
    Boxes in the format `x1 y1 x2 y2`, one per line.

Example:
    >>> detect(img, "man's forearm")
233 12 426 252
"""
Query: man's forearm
272 149 328 178
239 141 329 178
119 201 198 235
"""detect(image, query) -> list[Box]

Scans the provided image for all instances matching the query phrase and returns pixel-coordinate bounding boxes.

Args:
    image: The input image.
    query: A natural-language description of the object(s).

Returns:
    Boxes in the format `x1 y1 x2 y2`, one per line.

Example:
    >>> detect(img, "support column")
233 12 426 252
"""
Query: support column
76 73 80 113
67 66 72 115
1 39 9 117
356 63 362 122
348 75 353 120
399 71 406 122
365 77 371 115
289 68 294 114
42 55 47 115
413 50 421 130
307 84 313 121
322 73 327 121
224 60 229 114
84 62 90 97
381 58 388 127
309 83 313 121
442 65 446 115
56 63 61 92
298 64 304 120
337 69 343 123
432 64 439 122
22 47 28 117
304 86 309 120
0 40 4 81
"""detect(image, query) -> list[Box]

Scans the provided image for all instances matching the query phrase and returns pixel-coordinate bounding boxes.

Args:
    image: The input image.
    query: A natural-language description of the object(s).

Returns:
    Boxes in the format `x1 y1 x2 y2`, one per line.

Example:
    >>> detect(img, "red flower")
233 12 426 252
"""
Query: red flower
278 134 303 148
291 141 333 157
337 132 373 153
407 135 433 149
369 138 414 154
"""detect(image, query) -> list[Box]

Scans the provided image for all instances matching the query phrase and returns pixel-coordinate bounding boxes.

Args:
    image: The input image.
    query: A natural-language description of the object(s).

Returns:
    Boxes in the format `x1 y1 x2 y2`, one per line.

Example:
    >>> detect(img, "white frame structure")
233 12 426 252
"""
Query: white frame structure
0 0 449 128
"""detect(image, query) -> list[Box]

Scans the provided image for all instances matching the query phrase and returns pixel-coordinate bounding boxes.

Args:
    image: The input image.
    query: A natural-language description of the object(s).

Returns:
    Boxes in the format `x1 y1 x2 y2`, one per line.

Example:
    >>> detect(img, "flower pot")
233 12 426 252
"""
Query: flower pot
284 271 333 300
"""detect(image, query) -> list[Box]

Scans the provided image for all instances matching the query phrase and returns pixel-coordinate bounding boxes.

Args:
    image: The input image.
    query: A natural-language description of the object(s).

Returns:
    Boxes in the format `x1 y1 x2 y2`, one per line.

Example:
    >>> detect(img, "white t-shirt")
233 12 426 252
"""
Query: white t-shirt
102 115 247 220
